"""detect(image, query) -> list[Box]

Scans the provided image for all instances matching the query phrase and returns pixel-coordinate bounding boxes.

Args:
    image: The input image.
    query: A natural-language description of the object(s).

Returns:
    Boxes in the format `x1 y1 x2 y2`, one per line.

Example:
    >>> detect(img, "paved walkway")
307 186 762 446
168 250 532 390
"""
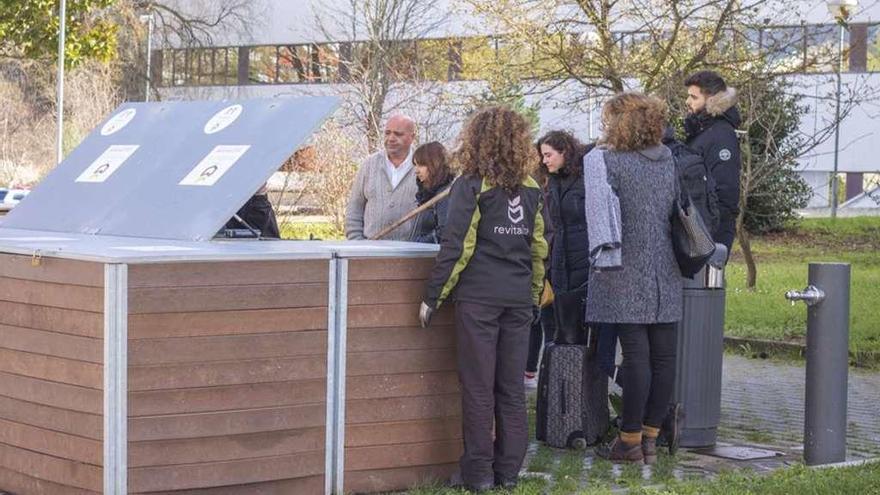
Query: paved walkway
720 353 880 458
515 353 880 491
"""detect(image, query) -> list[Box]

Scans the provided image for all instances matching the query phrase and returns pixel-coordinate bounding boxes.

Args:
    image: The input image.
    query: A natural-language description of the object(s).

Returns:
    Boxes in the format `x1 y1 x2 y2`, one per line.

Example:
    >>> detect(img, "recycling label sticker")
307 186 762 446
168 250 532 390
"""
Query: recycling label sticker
204 104 243 134
100 108 137 136
179 145 250 186
75 145 140 183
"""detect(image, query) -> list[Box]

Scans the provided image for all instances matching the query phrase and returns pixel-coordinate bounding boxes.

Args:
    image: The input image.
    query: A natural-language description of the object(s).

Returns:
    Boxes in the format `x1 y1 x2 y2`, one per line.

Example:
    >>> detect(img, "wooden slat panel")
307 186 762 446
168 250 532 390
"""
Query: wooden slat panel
0 348 101 389
0 325 101 363
129 427 324 467
348 280 425 305
345 439 461 471
130 403 325 441
129 379 325 417
0 277 102 312
347 372 459 400
0 417 101 465
348 258 434 281
0 465 99 495
347 349 457 376
0 301 101 338
128 451 324 493
129 331 326 365
130 355 326 391
129 283 328 314
133 475 324 495
0 372 102 414
344 463 457 495
0 395 101 439
347 395 461 424
129 307 327 339
0 254 103 287
128 259 328 288
348 326 455 353
346 418 461 448
348 303 454 329
0 442 101 491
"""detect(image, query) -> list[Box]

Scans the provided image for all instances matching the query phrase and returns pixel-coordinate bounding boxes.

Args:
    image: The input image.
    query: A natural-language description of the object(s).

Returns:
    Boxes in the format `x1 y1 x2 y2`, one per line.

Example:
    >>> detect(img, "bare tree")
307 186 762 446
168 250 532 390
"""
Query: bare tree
314 0 452 149
459 0 851 107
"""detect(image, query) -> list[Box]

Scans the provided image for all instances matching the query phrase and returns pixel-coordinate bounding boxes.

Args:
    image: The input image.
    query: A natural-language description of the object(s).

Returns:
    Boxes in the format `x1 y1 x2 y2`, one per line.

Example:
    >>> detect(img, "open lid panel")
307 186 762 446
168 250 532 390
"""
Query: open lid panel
2 97 339 241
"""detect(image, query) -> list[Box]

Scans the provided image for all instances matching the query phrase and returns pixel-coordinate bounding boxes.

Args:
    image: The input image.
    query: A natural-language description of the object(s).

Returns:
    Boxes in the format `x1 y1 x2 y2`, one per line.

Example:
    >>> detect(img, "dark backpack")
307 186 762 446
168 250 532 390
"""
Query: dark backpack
665 140 721 237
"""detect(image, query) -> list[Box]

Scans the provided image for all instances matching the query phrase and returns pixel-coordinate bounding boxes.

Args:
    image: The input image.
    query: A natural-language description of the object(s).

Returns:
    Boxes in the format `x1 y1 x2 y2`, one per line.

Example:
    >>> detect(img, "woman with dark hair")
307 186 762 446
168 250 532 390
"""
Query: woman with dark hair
419 106 548 491
586 92 682 465
523 131 590 386
537 131 592 296
410 142 454 243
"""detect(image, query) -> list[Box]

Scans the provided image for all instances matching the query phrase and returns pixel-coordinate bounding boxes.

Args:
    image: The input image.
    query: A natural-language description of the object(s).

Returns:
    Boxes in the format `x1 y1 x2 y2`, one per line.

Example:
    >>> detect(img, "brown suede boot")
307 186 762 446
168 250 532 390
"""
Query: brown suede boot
595 434 644 464
642 425 660 465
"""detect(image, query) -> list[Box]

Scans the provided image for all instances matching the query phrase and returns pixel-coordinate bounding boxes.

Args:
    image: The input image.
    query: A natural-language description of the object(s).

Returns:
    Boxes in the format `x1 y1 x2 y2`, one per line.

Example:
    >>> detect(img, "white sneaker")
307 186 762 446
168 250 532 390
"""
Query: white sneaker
524 373 538 389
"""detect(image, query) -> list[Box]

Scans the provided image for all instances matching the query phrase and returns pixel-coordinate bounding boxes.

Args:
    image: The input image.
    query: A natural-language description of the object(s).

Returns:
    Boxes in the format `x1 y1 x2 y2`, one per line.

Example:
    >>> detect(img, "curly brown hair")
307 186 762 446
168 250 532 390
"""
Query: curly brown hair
454 106 534 193
600 92 667 152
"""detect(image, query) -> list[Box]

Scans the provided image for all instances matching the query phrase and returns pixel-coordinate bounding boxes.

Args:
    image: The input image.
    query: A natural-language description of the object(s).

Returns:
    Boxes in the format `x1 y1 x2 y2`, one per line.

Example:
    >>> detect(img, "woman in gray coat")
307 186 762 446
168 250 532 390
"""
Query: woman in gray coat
585 92 683 465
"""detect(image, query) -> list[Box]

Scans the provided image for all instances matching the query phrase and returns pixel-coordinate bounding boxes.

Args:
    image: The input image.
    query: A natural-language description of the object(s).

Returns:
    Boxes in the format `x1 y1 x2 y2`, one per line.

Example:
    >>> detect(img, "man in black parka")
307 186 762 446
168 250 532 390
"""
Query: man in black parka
683 70 742 252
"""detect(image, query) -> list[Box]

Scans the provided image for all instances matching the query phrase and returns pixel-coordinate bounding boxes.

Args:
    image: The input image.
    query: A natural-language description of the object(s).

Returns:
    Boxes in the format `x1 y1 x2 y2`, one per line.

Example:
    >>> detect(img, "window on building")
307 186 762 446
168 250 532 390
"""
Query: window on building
315 44 340 83
806 24 848 73
160 50 174 87
460 37 503 80
763 26 807 72
868 24 880 72
249 46 278 84
172 50 187 86
415 38 451 81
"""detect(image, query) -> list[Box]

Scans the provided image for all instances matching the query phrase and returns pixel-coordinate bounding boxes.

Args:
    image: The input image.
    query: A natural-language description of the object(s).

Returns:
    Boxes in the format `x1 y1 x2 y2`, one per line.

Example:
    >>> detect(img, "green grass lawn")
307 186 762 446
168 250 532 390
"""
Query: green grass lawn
726 217 880 358
402 461 880 494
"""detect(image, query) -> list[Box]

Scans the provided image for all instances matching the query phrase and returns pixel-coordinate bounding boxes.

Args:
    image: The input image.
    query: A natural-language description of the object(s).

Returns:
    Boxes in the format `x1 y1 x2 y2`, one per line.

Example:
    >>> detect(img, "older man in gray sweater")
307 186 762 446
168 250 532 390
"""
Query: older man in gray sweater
345 115 420 241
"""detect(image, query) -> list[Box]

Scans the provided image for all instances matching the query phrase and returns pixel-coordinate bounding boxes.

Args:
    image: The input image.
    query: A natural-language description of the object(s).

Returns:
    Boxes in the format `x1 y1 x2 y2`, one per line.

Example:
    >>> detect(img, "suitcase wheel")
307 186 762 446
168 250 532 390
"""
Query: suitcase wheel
569 436 587 450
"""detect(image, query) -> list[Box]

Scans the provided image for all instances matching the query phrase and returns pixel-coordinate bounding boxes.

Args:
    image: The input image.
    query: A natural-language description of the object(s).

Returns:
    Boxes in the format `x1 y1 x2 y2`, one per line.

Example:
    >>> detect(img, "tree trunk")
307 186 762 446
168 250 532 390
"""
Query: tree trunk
736 214 757 289
738 133 757 289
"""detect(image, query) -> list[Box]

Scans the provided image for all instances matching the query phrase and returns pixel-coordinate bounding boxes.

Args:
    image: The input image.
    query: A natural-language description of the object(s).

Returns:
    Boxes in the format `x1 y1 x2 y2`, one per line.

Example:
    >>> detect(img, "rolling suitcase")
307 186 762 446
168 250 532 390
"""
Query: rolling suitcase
535 330 609 449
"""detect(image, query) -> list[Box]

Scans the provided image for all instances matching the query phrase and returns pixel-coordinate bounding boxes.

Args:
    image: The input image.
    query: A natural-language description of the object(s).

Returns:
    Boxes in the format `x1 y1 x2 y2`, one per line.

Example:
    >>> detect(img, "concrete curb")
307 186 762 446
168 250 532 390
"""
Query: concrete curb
723 336 880 368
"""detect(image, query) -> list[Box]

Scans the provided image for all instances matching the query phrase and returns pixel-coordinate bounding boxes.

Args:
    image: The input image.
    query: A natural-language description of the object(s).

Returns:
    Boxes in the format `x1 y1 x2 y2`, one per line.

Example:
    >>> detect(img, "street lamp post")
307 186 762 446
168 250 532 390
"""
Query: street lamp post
56 0 67 165
140 14 155 102
826 0 858 219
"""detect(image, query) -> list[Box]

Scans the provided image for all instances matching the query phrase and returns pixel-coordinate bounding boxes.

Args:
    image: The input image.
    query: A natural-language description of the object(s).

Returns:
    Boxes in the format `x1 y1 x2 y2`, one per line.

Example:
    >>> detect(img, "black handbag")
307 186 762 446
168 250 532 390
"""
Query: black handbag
671 191 716 278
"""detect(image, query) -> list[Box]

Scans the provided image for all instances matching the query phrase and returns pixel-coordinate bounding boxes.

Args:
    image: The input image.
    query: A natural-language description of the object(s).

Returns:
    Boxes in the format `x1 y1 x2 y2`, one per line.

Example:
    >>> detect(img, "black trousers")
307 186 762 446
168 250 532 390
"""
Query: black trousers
455 301 532 485
616 322 677 433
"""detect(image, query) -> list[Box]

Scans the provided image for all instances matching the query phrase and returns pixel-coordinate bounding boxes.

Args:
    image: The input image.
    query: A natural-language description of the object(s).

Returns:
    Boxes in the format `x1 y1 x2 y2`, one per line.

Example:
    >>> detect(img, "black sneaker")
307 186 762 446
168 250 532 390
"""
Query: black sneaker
450 472 494 493
495 475 518 490
659 402 683 455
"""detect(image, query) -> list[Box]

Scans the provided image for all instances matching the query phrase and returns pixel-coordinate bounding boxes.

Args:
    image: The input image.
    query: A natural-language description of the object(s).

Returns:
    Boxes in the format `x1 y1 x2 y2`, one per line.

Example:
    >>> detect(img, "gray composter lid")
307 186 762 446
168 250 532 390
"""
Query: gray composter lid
2 97 339 241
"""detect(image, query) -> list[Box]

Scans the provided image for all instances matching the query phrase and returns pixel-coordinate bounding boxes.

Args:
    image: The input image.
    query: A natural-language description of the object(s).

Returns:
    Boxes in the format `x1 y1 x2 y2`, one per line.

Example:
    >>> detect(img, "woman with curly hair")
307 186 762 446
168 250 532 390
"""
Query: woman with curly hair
419 106 548 491
585 93 682 465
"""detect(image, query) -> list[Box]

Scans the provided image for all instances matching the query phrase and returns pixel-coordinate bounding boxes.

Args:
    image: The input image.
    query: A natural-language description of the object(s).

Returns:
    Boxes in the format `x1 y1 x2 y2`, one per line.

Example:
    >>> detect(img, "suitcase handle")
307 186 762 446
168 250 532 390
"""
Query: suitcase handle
560 380 566 415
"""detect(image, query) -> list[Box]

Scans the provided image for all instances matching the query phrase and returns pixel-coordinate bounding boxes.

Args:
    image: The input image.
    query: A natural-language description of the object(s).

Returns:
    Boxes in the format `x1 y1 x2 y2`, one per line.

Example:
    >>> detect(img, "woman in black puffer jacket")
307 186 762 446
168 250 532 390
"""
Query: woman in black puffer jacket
537 131 592 294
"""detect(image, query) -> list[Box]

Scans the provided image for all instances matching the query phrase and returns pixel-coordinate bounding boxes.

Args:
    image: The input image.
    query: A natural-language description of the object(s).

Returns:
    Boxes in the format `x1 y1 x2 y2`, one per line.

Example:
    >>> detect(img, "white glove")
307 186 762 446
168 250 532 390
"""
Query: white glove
419 301 434 329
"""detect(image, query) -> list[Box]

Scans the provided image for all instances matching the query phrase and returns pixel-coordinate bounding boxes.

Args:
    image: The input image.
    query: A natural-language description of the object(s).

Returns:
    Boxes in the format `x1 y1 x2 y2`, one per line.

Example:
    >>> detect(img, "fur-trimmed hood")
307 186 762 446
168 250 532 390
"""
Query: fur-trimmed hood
705 87 738 117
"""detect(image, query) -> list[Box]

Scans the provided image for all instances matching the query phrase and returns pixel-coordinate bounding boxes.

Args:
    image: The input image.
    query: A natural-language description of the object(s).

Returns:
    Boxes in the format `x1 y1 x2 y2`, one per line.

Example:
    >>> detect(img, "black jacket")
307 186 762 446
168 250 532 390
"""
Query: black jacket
410 177 452 243
684 88 742 250
424 174 548 309
546 164 590 293
225 194 280 238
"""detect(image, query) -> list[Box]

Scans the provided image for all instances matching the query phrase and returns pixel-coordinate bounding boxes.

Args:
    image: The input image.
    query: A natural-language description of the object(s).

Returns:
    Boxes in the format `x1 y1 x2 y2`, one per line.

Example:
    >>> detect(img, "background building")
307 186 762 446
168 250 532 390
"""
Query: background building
153 0 880 210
